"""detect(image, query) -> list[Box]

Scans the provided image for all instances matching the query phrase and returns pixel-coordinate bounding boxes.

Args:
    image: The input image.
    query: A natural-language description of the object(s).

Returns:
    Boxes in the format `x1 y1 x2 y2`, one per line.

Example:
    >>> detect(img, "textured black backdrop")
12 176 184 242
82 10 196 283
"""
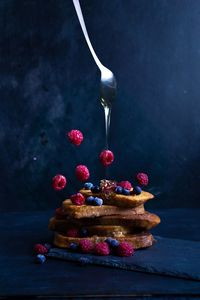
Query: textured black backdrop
0 0 200 211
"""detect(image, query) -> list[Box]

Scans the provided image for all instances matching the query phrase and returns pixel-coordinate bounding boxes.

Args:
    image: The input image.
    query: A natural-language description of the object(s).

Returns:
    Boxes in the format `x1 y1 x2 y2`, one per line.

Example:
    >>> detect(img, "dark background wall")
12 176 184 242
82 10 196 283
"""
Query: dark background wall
0 0 200 211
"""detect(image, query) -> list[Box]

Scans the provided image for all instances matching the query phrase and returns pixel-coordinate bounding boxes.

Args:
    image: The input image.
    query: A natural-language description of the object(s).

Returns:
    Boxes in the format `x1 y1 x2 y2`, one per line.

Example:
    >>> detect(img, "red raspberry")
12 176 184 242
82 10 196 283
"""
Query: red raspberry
94 242 110 256
52 174 67 191
99 150 114 167
67 129 83 146
70 193 85 205
55 207 65 219
79 239 94 253
34 244 48 255
66 228 79 237
117 181 132 190
75 165 90 182
136 173 149 186
116 242 134 257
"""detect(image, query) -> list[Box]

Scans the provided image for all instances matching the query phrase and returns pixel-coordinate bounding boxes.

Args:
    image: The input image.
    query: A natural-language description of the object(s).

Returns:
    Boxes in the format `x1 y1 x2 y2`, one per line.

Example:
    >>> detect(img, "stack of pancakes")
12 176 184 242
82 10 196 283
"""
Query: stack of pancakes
49 181 160 249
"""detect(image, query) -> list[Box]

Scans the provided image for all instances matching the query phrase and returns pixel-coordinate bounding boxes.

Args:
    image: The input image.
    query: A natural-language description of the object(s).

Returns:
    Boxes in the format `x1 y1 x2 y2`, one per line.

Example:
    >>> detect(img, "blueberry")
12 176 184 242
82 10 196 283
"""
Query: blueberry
91 186 101 193
43 243 52 251
110 239 119 247
69 242 78 251
134 186 142 195
79 228 88 237
122 188 130 195
35 254 46 264
84 182 94 190
105 237 119 247
115 186 123 194
94 197 103 206
86 196 95 205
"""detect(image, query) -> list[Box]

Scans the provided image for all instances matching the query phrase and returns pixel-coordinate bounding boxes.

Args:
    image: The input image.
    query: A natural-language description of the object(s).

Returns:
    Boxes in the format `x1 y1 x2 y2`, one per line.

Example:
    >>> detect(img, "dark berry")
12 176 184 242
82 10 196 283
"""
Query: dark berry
69 242 79 251
115 186 123 194
93 197 103 206
86 196 95 205
91 186 101 193
35 254 46 264
122 188 130 195
105 238 119 248
134 186 142 195
79 228 88 237
84 182 94 190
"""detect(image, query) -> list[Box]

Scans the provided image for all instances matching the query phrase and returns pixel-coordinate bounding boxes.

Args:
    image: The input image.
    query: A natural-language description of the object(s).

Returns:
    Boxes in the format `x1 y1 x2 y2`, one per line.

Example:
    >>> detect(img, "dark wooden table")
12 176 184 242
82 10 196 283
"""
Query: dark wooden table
0 209 200 299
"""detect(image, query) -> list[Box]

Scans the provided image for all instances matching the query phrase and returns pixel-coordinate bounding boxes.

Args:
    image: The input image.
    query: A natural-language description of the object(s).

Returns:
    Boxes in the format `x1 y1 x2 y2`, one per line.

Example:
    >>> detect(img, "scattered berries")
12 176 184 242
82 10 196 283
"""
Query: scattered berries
52 174 67 191
118 181 132 190
67 129 83 146
70 193 85 206
55 207 65 219
91 186 101 193
122 188 130 195
79 239 94 253
94 242 110 256
136 173 149 186
35 254 46 264
84 182 94 190
133 186 142 195
115 186 123 194
117 242 134 257
69 242 79 251
66 228 79 237
34 244 48 255
93 197 103 206
105 238 119 248
75 165 90 182
99 150 114 167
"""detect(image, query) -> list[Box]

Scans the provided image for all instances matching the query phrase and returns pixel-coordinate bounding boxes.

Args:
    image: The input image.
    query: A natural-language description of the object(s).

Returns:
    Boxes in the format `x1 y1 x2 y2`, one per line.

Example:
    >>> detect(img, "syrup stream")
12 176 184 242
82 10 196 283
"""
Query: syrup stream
72 0 112 151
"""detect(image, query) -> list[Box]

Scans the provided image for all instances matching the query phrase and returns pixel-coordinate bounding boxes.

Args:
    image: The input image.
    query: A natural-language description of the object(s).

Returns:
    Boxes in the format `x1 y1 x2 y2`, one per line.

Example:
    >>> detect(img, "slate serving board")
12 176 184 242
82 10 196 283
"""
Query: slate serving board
47 236 200 281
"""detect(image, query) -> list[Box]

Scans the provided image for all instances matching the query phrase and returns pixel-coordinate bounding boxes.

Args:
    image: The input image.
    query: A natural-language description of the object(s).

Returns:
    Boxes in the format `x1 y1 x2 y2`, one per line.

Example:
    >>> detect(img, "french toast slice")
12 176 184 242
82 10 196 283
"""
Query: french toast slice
54 231 155 249
49 211 160 230
79 189 154 208
62 199 145 218
49 218 133 237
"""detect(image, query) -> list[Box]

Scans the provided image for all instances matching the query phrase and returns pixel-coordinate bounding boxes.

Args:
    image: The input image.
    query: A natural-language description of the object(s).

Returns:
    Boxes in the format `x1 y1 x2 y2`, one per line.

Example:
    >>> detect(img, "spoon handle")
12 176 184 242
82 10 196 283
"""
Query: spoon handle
72 0 103 71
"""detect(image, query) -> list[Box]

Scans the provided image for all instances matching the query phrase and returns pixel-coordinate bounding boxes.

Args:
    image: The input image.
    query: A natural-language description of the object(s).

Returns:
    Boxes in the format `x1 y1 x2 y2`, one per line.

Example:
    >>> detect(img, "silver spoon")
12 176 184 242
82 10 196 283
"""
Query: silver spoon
72 0 117 149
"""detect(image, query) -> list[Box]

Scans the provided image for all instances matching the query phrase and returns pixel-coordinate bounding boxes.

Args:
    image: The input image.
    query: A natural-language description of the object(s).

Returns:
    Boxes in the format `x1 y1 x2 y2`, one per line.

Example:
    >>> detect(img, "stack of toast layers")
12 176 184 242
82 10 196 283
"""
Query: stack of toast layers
49 180 160 249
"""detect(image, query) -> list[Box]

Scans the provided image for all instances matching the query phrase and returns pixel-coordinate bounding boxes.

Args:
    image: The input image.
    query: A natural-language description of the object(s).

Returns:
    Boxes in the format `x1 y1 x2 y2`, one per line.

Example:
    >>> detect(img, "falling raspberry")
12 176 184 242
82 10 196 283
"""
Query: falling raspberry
99 150 114 167
94 242 110 256
52 174 67 191
67 129 83 146
117 181 132 190
70 193 85 206
116 242 134 257
75 165 90 182
136 173 149 186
